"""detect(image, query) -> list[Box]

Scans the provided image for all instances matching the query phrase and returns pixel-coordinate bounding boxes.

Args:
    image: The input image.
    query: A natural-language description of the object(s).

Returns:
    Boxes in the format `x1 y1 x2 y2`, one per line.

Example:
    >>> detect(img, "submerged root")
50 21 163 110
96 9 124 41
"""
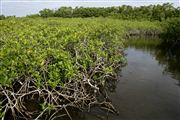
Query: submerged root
0 74 119 120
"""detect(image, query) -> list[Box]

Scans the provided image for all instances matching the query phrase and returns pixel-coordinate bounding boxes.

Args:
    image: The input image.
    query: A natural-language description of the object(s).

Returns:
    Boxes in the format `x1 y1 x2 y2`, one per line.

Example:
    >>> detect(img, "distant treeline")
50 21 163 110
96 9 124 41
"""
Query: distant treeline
33 3 179 21
0 3 179 21
0 15 5 20
0 15 16 20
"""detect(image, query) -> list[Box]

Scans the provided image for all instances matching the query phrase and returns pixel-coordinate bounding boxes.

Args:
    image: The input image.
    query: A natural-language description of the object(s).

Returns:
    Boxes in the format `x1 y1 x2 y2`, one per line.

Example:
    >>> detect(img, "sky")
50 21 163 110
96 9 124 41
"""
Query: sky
0 0 179 16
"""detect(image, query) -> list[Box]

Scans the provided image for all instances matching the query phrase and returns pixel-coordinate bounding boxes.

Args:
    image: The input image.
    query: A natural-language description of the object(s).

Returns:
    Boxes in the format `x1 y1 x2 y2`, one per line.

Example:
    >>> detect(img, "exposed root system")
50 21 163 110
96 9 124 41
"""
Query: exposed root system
0 69 120 120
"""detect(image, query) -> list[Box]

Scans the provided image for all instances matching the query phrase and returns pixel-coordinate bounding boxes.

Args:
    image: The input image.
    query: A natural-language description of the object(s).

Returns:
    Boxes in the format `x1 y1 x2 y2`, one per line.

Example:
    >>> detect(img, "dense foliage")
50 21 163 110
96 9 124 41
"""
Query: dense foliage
0 18 161 86
34 3 180 21
162 18 180 48
0 2 178 118
0 18 161 119
0 18 123 86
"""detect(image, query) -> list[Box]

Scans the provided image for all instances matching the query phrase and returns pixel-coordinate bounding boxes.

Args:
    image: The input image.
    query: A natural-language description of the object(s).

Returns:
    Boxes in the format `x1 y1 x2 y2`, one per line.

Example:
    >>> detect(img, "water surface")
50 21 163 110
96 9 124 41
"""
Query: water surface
110 46 180 120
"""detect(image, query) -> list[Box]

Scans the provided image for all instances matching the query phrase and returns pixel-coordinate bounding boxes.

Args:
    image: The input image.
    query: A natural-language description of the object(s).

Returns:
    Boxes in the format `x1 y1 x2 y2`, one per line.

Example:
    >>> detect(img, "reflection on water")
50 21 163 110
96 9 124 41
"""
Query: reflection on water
110 46 180 120
57 38 180 120
128 38 180 85
155 48 180 85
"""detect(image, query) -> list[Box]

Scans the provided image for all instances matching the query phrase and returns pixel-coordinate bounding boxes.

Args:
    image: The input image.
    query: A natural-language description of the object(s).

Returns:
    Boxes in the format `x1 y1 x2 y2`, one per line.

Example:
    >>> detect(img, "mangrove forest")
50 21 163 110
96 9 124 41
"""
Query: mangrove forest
0 2 180 120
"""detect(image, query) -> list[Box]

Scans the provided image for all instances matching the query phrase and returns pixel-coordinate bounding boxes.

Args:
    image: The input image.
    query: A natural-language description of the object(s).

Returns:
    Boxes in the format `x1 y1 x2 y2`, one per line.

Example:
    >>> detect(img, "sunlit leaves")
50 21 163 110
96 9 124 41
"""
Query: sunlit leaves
0 18 126 87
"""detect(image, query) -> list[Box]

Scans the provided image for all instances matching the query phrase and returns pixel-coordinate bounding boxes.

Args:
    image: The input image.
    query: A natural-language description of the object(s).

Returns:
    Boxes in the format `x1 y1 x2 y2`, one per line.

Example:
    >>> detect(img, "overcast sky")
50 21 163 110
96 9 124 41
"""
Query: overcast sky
0 0 179 16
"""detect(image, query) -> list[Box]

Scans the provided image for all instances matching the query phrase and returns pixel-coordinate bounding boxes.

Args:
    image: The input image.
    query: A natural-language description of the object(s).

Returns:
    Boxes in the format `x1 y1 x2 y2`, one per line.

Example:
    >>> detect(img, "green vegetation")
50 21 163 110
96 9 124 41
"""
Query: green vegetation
0 2 179 119
28 3 180 49
161 18 180 48
0 15 5 20
0 18 160 85
36 3 180 21
0 18 161 119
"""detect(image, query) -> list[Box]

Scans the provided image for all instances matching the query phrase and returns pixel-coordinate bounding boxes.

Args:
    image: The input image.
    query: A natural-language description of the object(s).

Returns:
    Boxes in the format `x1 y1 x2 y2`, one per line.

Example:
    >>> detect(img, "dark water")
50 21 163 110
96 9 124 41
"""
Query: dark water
110 47 180 120
59 39 180 120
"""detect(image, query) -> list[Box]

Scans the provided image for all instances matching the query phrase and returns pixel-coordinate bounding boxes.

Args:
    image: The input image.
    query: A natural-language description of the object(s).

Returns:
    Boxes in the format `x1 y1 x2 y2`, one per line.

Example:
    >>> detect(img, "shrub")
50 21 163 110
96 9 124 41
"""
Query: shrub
162 18 180 48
